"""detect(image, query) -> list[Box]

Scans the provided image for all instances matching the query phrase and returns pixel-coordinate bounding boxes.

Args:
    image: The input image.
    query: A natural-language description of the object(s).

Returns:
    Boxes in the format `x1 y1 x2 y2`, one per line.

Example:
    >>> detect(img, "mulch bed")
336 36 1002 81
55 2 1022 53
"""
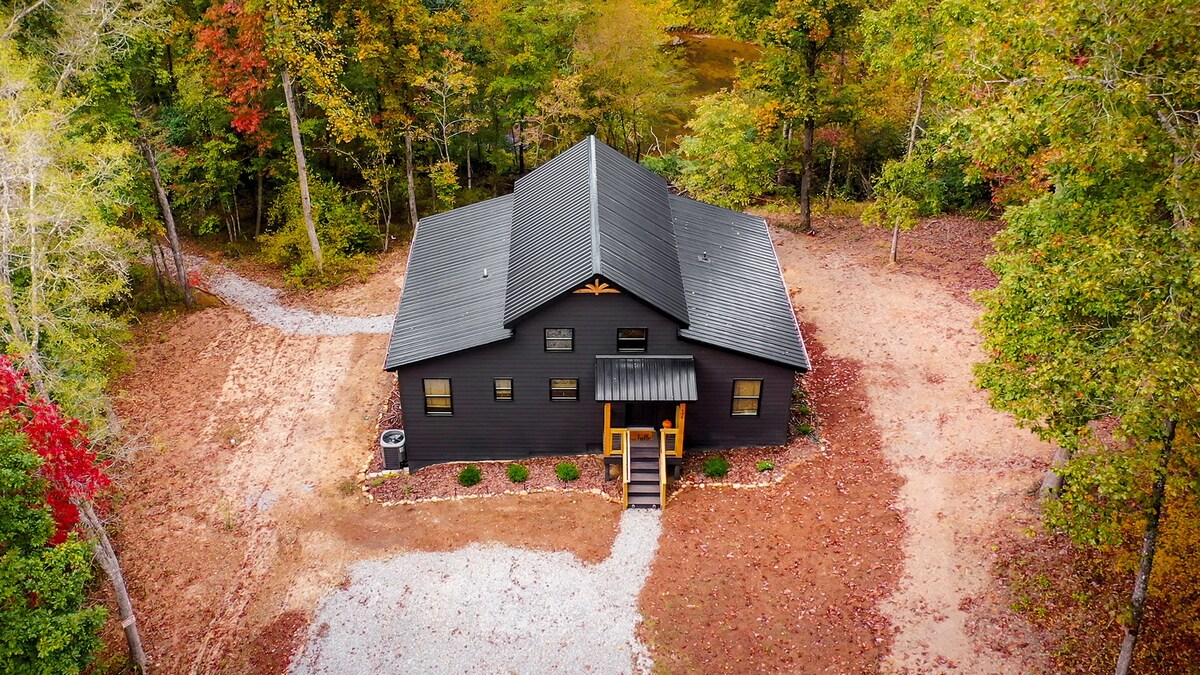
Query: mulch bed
366 455 623 504
667 438 816 499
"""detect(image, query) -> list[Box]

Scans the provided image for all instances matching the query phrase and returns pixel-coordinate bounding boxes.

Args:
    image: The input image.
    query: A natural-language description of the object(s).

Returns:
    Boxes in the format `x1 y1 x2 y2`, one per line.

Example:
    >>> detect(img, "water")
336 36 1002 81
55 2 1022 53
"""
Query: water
654 32 763 150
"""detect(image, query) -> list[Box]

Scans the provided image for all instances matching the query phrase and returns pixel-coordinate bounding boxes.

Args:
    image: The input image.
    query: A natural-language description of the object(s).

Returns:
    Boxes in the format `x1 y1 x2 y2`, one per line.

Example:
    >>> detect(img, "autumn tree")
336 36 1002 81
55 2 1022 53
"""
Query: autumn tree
969 0 1200 670
677 92 781 208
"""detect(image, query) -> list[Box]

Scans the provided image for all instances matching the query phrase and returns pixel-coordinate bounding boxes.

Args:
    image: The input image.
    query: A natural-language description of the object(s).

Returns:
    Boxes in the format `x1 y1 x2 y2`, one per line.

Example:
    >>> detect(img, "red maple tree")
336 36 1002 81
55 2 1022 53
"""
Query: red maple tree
194 0 274 147
0 356 110 544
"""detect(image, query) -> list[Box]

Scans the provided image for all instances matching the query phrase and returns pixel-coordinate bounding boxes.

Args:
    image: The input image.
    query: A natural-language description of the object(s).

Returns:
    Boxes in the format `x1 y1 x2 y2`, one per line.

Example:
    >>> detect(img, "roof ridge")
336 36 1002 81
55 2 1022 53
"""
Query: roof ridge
588 135 601 272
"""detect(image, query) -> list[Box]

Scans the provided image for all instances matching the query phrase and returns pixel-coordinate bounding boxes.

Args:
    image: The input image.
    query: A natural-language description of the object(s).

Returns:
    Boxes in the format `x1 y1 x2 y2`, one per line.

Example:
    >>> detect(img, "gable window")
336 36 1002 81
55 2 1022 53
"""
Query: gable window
423 378 453 415
617 328 648 352
494 378 513 401
731 379 762 416
550 378 579 400
545 328 574 352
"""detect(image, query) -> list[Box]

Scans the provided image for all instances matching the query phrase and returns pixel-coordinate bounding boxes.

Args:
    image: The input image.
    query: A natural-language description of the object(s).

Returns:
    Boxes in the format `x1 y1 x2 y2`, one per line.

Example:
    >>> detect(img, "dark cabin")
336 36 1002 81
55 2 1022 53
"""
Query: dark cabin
384 137 810 507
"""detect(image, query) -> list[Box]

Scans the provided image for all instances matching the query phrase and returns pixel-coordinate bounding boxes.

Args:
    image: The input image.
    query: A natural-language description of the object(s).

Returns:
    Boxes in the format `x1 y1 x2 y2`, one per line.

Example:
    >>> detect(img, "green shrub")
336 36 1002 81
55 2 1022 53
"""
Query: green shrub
457 464 482 487
260 178 381 287
554 461 581 482
757 460 775 472
798 423 815 436
703 456 730 478
507 463 529 483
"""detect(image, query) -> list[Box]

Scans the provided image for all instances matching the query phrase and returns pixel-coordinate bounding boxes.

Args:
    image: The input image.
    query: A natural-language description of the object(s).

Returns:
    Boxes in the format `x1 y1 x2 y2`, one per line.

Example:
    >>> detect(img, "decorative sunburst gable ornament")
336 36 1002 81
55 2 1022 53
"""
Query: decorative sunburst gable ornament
574 277 620 295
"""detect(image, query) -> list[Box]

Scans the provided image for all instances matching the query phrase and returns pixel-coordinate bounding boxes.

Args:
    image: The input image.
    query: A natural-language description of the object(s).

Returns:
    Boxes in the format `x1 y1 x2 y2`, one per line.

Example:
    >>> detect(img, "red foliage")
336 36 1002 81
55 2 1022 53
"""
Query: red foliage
0 356 110 544
194 0 274 147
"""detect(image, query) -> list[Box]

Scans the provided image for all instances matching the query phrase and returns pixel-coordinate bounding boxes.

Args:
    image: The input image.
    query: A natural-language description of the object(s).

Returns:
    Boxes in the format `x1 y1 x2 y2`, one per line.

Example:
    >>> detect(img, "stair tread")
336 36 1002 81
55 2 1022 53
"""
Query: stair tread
627 494 661 506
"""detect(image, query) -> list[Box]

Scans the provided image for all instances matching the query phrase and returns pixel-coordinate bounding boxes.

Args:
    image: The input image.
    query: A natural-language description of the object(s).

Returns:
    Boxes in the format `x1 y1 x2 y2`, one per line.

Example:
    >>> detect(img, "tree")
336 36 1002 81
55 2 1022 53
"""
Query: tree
969 0 1200 670
677 92 782 208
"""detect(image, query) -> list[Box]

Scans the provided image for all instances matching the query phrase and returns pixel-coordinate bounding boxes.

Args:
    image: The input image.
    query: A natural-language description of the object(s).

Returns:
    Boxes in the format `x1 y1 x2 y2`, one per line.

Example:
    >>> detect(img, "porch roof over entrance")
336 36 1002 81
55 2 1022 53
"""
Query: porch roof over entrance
594 355 698 402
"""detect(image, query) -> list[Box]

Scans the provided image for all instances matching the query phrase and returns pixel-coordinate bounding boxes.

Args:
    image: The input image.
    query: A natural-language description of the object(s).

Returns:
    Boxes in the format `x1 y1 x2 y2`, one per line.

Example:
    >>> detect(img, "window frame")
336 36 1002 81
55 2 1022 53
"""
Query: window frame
493 377 514 401
730 379 763 417
549 378 579 401
423 378 454 416
617 327 648 352
544 328 575 352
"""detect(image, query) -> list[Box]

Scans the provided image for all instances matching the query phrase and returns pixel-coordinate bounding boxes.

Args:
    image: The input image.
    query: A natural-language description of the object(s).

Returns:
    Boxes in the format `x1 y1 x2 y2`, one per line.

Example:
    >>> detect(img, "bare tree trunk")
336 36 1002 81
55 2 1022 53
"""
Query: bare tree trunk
799 118 815 233
255 168 264 238
139 139 194 308
825 140 837 205
906 80 926 161
404 129 419 235
1039 446 1071 499
78 500 148 673
466 144 472 190
1115 419 1176 675
889 221 901 264
281 68 323 274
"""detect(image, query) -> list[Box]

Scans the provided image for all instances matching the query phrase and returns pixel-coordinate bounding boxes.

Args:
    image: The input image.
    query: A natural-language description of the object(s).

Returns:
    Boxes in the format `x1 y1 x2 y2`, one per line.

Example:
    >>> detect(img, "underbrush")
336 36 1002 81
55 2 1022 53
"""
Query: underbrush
997 494 1200 673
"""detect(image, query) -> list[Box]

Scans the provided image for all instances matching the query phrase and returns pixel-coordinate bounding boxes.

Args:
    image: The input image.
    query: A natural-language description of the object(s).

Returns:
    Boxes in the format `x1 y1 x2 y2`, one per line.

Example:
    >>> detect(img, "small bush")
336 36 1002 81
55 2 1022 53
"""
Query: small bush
703 456 730 478
507 463 529 483
757 460 775 472
261 178 382 287
798 423 815 436
457 464 482 487
555 462 581 482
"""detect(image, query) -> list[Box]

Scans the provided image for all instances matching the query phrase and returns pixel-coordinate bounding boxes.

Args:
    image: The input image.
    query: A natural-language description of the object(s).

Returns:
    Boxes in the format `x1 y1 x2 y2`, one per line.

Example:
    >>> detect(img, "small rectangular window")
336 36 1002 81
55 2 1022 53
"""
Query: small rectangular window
550 378 579 400
545 328 574 352
494 378 513 401
423 378 453 415
731 379 762 416
617 327 648 352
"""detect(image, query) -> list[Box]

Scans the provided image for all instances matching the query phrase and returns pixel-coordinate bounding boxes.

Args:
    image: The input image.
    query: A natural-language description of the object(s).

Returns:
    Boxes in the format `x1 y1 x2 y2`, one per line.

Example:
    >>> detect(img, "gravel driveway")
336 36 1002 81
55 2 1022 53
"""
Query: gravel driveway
290 510 661 674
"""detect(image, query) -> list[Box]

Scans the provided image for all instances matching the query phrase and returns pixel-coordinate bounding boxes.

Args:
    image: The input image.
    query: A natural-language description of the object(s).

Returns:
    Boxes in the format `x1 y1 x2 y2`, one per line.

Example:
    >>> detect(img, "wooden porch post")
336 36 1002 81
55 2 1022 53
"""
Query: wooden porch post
675 403 686 457
603 401 612 456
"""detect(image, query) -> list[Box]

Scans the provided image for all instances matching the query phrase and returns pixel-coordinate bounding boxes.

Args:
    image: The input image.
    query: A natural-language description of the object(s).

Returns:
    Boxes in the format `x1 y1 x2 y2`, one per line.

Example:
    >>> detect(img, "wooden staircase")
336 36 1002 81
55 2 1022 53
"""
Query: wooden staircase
623 435 666 509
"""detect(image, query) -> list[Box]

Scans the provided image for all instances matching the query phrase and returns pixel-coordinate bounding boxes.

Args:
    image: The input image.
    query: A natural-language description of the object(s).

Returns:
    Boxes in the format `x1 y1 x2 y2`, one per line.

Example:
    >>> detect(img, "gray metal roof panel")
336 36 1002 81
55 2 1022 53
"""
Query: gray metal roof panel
594 355 699 402
670 195 810 371
503 137 690 326
384 195 515 369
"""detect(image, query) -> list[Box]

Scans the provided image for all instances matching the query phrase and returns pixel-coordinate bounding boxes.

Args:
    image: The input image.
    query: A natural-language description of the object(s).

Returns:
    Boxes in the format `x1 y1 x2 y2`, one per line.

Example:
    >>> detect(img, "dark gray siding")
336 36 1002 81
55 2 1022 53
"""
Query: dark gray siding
397 291 793 469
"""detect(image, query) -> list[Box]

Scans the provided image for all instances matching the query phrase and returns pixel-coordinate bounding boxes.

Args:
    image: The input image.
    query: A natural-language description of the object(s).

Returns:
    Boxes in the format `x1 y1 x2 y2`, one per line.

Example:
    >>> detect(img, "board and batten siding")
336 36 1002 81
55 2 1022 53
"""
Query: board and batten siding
396 291 795 469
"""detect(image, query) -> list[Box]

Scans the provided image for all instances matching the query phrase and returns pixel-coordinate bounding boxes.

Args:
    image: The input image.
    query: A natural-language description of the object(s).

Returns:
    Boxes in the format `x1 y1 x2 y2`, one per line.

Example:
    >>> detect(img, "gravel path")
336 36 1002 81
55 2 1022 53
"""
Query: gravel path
179 252 394 335
290 509 662 674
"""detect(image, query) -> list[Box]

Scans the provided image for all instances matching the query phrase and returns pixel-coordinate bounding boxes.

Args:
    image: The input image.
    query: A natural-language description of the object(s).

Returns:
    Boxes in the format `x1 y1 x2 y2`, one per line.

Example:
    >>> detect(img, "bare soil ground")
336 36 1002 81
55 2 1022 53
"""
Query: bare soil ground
108 212 1054 673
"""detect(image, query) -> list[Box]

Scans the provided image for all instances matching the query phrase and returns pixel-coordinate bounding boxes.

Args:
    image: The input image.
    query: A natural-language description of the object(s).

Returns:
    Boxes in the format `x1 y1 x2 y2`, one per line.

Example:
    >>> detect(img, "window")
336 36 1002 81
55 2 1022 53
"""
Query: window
731 379 762 416
423 378 453 415
494 378 513 401
545 328 574 352
550 378 579 400
617 327 648 352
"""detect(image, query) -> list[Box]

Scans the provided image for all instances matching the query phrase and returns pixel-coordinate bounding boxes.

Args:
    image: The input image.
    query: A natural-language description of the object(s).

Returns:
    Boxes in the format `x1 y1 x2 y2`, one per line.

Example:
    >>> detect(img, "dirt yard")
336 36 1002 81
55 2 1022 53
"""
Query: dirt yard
107 213 1055 673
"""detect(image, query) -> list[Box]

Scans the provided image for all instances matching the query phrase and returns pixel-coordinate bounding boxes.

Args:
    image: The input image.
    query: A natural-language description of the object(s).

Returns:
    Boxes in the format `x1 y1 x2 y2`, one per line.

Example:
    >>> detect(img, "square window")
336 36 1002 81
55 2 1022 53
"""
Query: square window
550 378 579 400
617 327 648 352
423 378 453 415
731 379 762 416
545 328 574 352
494 378 513 401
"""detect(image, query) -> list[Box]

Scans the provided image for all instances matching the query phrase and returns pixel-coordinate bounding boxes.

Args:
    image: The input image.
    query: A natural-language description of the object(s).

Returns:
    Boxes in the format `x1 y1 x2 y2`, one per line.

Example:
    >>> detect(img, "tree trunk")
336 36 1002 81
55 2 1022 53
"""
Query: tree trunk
1039 446 1071 499
255 168 264 238
799 118 815 233
825 140 837 204
517 119 526 175
889 221 901 264
466 144 472 190
78 500 148 673
281 68 323 274
404 129 419 235
139 138 194 308
906 80 926 161
1115 419 1177 675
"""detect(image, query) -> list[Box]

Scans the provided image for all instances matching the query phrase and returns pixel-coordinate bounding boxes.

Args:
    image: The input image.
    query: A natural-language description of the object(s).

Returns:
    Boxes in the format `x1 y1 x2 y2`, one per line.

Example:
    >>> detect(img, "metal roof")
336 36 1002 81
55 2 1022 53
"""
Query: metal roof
503 137 689 326
594 355 698 402
383 195 515 369
671 195 810 371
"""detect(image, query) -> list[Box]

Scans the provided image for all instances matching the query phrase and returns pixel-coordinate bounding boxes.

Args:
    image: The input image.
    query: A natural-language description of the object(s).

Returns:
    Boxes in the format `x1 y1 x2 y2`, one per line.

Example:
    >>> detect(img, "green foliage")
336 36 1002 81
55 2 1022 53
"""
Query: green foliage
703 456 730 478
554 462 581 482
678 93 781 208
457 464 482 487
864 140 983 233
756 460 774 472
428 161 461 210
0 430 105 673
641 152 684 181
506 463 529 483
261 179 381 286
